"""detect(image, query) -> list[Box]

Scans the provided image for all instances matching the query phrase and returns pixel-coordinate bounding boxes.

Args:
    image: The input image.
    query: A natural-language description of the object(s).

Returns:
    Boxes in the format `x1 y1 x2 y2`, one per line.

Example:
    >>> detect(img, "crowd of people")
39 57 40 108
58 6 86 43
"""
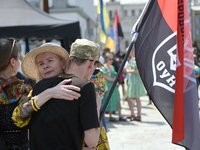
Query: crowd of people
99 46 147 122
0 37 147 150
193 47 200 103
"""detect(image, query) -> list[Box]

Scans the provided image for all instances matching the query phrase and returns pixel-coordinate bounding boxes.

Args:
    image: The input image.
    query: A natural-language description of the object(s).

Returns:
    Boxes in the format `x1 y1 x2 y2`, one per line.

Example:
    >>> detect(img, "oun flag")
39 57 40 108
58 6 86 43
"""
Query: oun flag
132 0 200 149
114 9 124 56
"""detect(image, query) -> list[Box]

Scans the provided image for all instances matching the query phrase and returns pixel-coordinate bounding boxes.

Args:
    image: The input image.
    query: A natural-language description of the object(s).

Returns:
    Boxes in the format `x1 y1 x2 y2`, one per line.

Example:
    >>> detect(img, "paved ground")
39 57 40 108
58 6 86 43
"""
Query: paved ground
104 96 185 150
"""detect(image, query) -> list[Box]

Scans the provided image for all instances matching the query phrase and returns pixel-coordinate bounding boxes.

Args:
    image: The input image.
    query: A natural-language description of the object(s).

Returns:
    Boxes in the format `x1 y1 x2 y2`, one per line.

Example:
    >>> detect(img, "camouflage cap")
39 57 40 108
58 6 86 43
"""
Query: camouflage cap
70 39 103 66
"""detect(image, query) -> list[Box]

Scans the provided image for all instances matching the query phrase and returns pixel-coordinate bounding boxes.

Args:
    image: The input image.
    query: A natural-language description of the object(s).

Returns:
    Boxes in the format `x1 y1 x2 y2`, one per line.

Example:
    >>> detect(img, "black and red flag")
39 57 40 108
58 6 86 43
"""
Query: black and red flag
131 0 200 149
100 1 200 149
114 9 124 56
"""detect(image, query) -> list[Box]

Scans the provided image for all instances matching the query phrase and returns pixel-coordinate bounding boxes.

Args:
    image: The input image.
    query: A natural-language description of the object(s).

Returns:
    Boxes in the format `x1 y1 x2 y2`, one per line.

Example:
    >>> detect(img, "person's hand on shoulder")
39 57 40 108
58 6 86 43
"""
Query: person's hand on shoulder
49 79 81 100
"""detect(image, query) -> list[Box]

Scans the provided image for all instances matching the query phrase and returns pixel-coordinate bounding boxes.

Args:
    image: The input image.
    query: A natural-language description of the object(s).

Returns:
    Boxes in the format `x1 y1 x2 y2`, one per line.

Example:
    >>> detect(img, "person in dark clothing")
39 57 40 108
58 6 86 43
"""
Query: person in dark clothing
15 72 29 84
0 38 32 150
13 40 102 150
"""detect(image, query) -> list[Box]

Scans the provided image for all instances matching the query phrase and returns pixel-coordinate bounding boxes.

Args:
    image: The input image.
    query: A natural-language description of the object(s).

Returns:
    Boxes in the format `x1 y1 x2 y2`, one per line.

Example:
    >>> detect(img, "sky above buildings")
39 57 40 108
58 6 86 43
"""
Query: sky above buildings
93 0 148 6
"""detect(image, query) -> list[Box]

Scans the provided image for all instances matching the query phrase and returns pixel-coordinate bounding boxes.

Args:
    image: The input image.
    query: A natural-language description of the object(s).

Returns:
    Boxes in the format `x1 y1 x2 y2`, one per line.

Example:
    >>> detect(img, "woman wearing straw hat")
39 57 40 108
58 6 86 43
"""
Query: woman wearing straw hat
13 40 102 150
0 39 79 150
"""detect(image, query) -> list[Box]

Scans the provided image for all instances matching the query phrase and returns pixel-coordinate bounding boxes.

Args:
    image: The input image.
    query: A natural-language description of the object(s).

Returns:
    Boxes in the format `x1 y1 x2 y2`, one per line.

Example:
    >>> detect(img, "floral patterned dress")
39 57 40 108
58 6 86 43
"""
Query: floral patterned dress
0 76 32 150
89 71 110 150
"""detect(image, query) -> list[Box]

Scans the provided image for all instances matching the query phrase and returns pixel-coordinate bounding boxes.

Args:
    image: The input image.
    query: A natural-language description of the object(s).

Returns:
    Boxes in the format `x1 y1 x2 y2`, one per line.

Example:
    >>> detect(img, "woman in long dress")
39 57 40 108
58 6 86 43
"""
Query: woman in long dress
126 48 146 121
102 52 126 122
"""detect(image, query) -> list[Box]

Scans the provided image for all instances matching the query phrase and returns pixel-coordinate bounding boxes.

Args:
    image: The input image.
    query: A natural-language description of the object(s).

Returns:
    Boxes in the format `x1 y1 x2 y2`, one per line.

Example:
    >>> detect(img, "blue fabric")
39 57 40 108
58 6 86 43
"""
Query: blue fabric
100 105 107 132
195 65 200 74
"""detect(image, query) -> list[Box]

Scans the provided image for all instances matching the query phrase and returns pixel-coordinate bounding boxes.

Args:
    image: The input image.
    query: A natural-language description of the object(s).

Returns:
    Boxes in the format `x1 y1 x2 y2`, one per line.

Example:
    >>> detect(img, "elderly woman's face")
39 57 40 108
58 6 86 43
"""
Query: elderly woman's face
36 52 65 79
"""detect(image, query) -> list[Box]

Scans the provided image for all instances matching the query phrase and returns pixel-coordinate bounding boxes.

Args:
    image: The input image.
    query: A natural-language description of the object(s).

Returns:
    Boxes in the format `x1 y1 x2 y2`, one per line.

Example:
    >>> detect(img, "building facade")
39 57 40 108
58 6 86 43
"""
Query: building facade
97 0 146 53
103 0 200 53
27 0 96 41
26 0 200 53
190 0 200 49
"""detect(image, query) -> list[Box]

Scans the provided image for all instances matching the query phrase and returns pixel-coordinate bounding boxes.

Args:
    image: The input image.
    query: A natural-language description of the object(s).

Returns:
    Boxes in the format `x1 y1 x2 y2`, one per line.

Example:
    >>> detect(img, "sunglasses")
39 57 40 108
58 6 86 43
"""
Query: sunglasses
7 38 16 57
90 60 99 66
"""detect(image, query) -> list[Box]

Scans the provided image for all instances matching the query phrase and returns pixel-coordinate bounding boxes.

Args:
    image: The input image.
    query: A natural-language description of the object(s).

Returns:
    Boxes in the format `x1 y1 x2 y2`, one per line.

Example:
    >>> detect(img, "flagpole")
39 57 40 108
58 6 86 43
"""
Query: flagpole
100 32 138 121
100 0 154 121
95 15 99 43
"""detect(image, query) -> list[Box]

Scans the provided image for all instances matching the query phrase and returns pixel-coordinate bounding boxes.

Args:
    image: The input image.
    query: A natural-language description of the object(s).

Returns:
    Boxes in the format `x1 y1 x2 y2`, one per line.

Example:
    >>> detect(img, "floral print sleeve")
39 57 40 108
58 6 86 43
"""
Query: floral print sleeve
90 71 106 98
0 76 32 104
12 90 33 128
0 76 33 128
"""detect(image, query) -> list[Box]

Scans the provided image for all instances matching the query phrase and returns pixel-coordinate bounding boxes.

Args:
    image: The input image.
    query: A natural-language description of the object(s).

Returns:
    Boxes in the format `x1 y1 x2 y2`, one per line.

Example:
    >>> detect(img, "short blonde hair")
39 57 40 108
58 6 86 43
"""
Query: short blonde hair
36 68 43 83
35 53 68 83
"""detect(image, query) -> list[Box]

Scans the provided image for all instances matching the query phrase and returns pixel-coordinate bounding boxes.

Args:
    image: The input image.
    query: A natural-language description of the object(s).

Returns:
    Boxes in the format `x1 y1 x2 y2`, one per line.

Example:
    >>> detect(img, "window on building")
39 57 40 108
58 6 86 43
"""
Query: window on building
125 40 129 49
124 10 127 17
139 9 143 15
109 10 114 20
196 16 199 24
110 24 112 29
196 29 199 35
132 10 135 16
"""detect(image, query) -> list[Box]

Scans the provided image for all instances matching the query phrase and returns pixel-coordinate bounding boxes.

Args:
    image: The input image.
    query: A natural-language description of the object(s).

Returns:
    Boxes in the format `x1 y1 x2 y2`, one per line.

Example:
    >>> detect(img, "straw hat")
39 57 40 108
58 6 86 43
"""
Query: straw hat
22 43 69 80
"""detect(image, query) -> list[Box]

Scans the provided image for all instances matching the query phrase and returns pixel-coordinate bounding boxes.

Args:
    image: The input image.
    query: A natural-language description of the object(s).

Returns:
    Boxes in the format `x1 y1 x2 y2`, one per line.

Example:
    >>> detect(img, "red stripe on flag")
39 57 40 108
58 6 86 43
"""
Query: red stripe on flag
157 0 176 32
114 9 124 55
115 10 120 24
114 10 118 55
172 0 184 143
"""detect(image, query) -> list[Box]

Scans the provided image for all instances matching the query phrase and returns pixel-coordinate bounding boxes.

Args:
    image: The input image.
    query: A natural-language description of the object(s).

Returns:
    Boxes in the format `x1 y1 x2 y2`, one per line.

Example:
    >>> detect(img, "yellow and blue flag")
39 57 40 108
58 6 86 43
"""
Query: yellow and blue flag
97 0 110 44
105 27 114 52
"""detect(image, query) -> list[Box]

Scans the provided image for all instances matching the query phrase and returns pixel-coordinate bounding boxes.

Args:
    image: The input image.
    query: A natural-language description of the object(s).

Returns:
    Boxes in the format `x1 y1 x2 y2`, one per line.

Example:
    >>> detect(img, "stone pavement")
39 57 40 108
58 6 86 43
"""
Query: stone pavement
104 96 185 150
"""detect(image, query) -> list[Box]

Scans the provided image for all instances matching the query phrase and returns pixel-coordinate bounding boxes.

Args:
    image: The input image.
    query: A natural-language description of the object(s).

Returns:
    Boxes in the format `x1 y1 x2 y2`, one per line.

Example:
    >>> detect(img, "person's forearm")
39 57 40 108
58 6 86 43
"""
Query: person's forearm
20 98 34 120
35 88 52 107
20 88 52 119
104 75 114 82
127 69 139 74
